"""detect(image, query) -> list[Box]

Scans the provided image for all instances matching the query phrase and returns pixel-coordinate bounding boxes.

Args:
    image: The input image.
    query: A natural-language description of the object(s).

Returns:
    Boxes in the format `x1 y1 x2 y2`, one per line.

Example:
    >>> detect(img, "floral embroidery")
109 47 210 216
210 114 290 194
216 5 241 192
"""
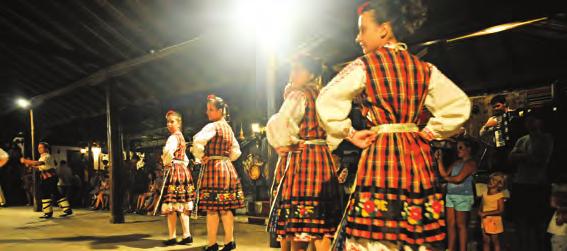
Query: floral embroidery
200 192 210 200
294 205 314 218
356 193 389 217
215 192 240 201
167 185 176 193
425 199 444 220
402 202 423 225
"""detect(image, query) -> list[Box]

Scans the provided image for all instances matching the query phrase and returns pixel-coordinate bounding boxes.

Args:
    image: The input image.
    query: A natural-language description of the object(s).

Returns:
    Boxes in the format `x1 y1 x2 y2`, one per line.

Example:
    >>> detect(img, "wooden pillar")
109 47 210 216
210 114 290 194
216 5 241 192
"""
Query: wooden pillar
30 109 41 212
106 83 124 223
266 52 280 248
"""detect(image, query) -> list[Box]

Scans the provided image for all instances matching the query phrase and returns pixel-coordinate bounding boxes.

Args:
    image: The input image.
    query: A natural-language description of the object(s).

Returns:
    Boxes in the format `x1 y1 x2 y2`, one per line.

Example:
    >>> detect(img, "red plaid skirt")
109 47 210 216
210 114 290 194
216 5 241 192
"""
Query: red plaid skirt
344 133 446 250
40 169 56 180
273 144 340 240
198 158 244 211
161 162 195 214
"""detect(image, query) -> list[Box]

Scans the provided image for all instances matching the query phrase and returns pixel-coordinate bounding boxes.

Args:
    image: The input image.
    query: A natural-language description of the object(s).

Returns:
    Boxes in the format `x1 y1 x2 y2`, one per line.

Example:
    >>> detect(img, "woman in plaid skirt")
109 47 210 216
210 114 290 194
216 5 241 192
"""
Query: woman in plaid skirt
266 54 341 251
192 95 244 251
161 110 195 246
316 1 471 250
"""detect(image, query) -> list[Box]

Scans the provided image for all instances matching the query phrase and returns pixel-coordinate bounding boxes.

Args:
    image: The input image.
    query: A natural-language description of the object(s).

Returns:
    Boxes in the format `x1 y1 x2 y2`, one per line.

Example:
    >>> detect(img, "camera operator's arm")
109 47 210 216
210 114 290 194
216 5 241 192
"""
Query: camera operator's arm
444 160 477 184
435 150 452 178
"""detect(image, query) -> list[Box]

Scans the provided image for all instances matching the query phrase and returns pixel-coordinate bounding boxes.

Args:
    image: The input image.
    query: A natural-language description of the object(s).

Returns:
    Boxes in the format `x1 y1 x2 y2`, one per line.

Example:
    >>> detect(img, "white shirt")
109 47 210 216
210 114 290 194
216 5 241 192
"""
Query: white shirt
511 133 554 184
162 133 189 167
38 153 55 171
191 119 241 162
266 89 341 151
316 58 471 140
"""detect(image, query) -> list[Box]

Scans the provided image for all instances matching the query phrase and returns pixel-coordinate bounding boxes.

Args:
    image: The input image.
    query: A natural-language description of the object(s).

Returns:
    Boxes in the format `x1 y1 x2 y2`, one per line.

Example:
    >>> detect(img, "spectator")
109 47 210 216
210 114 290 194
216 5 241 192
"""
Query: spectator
93 176 110 210
480 172 507 251
509 115 554 251
549 183 567 251
436 138 478 251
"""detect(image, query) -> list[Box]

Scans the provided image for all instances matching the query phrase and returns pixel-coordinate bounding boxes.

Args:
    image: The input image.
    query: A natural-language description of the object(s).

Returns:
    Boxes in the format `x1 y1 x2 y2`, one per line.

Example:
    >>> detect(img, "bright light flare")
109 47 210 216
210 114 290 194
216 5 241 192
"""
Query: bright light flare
251 123 261 133
234 0 296 51
16 98 30 108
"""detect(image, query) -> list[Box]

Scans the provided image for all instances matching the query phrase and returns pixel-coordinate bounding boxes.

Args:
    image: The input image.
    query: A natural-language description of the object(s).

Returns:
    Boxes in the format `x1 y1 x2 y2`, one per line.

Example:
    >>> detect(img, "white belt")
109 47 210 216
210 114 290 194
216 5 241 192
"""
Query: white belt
172 159 188 165
209 156 230 161
370 123 418 134
300 139 326 145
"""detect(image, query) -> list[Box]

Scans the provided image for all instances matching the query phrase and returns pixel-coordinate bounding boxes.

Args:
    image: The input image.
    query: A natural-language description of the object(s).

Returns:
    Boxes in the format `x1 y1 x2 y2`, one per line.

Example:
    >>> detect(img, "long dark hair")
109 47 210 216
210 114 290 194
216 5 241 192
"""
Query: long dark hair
292 53 326 90
207 94 230 122
358 0 428 40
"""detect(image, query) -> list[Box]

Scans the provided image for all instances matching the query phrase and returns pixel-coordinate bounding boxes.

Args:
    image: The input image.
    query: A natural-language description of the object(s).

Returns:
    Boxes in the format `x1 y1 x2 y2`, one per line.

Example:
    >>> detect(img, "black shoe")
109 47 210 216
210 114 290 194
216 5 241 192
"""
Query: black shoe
60 209 73 217
39 213 53 219
205 243 219 251
178 236 193 245
163 238 177 246
221 241 236 251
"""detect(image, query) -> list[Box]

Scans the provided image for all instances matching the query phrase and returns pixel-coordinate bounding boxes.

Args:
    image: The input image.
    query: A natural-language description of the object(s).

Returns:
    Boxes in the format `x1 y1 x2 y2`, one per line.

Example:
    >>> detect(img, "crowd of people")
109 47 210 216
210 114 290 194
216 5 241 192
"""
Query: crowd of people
0 0 564 250
0 144 172 218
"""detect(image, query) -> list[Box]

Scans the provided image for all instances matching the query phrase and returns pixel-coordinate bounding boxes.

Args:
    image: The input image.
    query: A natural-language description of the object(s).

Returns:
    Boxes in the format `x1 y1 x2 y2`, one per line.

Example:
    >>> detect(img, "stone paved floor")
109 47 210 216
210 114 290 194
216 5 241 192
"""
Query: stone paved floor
0 206 278 251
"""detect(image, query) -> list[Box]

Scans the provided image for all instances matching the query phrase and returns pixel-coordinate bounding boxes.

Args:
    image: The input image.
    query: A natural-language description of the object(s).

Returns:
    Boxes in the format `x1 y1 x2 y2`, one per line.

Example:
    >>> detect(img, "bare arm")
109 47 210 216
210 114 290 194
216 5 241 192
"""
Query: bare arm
481 198 505 217
20 158 45 168
444 160 477 184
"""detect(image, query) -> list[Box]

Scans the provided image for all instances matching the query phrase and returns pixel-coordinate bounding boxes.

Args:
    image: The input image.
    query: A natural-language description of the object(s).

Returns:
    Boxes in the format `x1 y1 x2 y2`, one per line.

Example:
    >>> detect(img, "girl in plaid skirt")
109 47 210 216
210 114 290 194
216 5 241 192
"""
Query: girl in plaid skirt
192 95 244 251
266 54 341 251
161 110 195 246
316 1 471 250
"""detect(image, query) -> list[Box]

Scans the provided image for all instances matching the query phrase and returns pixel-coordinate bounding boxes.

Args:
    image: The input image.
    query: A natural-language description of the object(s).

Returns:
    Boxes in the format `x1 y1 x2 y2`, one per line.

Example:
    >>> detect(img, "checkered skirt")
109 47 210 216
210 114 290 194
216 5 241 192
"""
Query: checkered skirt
199 121 244 211
161 132 195 214
342 48 446 250
273 88 341 240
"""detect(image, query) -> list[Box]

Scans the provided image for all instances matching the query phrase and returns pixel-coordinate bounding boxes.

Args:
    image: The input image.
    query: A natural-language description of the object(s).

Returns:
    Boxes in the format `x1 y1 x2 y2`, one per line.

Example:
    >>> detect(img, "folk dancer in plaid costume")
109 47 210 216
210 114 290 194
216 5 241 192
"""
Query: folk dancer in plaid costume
21 142 73 219
267 54 341 251
316 1 471 250
192 95 244 251
161 110 196 246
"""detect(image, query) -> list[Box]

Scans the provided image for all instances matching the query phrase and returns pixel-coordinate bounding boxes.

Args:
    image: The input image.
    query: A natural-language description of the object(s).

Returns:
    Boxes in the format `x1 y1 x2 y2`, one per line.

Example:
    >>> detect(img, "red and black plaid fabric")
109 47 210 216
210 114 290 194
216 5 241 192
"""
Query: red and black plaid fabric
199 121 244 211
273 87 340 240
163 132 195 209
40 169 56 180
343 47 445 249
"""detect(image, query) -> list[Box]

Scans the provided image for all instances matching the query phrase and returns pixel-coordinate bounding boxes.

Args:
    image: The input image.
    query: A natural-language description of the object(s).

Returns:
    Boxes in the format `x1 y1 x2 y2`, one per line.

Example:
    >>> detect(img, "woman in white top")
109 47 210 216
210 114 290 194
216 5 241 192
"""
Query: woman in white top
161 110 195 246
316 1 470 250
191 95 244 251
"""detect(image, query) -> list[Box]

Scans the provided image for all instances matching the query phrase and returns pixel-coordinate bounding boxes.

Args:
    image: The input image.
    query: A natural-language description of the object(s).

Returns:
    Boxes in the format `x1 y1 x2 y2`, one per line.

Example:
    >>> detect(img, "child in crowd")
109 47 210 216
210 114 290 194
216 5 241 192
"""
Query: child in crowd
549 183 567 251
479 172 507 251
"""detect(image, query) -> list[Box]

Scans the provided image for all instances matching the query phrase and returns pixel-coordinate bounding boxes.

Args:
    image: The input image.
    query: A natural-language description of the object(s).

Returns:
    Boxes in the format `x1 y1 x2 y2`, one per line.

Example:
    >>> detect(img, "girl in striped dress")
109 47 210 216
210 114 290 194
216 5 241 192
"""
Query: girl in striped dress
192 95 244 251
161 110 195 246
267 54 341 251
316 1 471 250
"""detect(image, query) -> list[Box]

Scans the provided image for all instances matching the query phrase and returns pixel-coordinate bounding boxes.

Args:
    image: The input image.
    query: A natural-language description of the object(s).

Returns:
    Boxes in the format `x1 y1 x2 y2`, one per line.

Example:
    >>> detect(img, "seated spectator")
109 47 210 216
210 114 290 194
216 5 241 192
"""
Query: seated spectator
92 176 109 210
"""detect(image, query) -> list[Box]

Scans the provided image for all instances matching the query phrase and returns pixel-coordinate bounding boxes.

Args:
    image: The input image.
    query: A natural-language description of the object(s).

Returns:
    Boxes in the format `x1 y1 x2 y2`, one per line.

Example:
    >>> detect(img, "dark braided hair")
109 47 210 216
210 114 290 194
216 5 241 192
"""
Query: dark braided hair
207 94 230 122
358 0 428 40
291 53 326 90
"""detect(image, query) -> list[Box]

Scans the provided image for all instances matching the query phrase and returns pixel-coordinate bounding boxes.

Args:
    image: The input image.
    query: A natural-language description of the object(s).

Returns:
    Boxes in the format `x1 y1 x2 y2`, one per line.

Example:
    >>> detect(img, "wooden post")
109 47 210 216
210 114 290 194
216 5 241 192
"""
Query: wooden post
30 109 41 212
266 52 280 248
106 83 124 223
